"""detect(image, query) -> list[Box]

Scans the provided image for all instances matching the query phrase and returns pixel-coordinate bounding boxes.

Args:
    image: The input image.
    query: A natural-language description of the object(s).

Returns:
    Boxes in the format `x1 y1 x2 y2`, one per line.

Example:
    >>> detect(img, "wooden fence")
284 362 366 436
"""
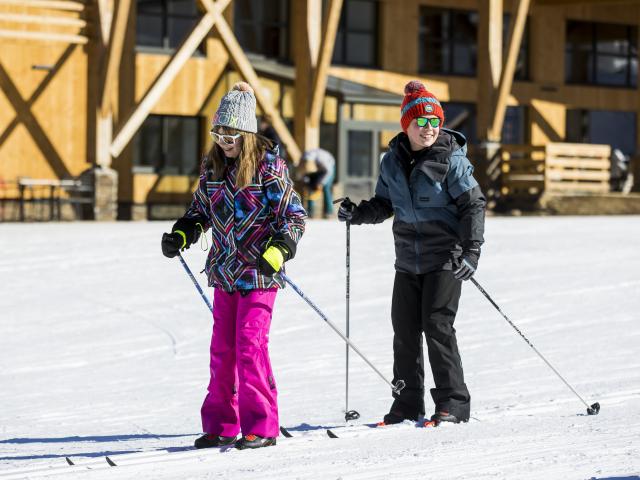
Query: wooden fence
498 143 611 202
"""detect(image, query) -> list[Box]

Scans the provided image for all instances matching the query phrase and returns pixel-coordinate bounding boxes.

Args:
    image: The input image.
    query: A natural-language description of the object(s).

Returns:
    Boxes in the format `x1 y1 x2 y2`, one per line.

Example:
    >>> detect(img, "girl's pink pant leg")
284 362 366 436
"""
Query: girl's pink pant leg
200 288 279 438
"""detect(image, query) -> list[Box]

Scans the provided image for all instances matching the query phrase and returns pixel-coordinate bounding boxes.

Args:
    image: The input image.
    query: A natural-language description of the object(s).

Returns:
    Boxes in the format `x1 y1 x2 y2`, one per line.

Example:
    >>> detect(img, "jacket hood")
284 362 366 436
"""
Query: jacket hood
388 128 468 183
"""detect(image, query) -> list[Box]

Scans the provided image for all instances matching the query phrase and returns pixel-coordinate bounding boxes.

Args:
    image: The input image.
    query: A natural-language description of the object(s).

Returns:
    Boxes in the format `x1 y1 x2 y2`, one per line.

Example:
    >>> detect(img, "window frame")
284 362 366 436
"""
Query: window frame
565 20 638 88
332 0 380 68
418 6 478 77
135 0 205 55
133 114 202 176
234 0 290 62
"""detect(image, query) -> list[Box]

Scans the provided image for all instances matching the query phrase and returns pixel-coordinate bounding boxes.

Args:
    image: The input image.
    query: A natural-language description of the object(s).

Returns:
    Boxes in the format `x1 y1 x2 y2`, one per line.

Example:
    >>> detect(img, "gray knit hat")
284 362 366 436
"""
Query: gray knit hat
212 81 258 133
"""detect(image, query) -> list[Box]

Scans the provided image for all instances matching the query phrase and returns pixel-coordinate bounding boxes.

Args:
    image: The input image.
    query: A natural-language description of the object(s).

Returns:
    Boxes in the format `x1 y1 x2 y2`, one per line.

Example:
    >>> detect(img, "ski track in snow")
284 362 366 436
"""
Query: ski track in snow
1 216 640 479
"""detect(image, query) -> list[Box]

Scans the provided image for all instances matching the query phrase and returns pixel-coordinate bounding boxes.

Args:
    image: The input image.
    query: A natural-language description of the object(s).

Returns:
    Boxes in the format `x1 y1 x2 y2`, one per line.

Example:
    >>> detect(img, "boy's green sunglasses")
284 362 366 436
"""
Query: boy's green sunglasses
416 117 441 128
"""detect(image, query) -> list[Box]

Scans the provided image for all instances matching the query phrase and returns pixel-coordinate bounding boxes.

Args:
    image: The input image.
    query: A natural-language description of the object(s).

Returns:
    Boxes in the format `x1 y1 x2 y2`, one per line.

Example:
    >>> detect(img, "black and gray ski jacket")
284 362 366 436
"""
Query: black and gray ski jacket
350 129 485 274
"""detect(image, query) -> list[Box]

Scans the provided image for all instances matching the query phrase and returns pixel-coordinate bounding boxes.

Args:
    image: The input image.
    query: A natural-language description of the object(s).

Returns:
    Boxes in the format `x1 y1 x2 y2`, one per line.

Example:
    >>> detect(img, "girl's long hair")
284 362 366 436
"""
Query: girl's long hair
204 127 273 188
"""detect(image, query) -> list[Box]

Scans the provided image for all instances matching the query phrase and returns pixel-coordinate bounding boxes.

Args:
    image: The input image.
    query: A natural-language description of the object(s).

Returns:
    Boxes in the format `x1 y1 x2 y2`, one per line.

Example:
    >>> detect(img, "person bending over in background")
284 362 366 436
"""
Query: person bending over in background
161 82 306 449
338 81 485 427
302 147 336 218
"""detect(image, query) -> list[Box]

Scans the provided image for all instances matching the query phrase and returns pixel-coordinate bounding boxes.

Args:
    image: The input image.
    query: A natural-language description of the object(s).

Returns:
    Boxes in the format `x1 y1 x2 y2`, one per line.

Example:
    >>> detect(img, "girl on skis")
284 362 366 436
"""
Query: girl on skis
161 82 306 450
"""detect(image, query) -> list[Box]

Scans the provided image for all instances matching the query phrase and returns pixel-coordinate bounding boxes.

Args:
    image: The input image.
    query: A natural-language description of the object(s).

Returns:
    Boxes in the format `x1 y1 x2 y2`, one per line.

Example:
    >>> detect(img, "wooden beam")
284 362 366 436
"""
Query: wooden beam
0 29 88 43
309 0 343 126
534 0 639 5
0 13 87 27
477 0 502 140
489 0 530 141
96 0 113 45
0 0 86 11
0 61 74 179
203 0 302 164
100 0 131 114
110 0 232 158
293 0 320 151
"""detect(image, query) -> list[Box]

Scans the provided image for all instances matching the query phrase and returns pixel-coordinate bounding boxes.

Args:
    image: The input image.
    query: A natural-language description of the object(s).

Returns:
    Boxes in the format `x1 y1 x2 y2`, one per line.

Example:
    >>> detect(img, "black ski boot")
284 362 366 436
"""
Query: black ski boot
194 434 237 449
425 411 466 427
378 410 419 427
235 434 276 450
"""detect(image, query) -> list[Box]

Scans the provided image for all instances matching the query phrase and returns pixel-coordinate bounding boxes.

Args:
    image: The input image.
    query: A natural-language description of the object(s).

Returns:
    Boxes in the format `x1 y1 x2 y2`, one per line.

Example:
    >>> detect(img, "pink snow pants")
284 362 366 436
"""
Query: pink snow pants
201 288 279 438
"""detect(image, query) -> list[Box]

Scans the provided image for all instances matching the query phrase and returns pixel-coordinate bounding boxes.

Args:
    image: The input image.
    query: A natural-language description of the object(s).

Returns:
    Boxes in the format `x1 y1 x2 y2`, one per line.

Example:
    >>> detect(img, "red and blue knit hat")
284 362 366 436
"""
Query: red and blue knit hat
400 81 445 133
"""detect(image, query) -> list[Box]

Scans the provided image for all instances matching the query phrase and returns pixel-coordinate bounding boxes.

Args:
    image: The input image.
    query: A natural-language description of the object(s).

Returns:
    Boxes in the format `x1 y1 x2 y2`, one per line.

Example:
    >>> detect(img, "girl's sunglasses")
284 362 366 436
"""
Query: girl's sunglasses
210 131 242 145
416 117 441 129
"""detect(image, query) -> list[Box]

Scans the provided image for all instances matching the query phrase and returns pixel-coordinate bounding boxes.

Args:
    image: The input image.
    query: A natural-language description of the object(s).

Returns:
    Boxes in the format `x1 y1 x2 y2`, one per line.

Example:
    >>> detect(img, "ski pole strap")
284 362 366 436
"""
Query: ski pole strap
281 273 404 394
177 252 213 313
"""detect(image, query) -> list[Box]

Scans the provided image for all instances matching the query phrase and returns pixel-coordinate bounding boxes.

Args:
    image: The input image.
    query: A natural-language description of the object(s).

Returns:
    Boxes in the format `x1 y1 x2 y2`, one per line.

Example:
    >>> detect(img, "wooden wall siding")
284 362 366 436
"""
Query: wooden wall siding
328 66 479 103
133 173 198 204
0 2 89 44
0 41 88 183
379 0 418 74
134 49 229 116
352 104 399 123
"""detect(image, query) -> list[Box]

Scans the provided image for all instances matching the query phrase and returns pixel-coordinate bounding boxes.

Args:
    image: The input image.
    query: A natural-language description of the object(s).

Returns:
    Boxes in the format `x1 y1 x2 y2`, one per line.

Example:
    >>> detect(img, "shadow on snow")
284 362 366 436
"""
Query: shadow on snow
0 434 196 461
0 433 194 444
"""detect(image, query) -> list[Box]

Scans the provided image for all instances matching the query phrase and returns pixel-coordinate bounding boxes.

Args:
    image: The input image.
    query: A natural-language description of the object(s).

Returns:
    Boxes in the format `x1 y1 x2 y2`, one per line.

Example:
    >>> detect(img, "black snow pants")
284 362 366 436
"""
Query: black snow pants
389 270 470 421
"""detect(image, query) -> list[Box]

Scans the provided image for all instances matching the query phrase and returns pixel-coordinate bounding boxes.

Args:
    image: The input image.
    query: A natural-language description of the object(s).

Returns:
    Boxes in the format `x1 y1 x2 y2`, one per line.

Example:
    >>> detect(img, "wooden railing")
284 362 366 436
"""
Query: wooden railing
498 143 611 200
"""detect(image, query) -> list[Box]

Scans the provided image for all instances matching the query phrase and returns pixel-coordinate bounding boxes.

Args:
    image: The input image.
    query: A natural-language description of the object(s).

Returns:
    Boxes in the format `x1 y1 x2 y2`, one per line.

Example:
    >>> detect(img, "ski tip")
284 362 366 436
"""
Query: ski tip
105 456 117 467
423 420 438 428
65 456 75 466
279 426 293 438
326 429 339 438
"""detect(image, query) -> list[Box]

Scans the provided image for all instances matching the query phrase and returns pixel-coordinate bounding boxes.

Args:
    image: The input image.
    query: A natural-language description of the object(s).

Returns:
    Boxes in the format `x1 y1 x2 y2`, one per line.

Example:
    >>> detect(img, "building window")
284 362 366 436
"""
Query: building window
235 0 290 61
134 115 201 174
566 20 638 87
332 0 379 67
503 14 530 81
419 7 478 76
566 109 637 155
136 0 204 52
501 106 528 144
347 130 373 176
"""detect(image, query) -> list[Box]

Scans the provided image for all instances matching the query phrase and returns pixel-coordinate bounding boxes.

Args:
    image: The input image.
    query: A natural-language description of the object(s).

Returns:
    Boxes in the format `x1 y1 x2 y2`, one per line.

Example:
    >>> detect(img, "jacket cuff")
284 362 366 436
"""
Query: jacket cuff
271 233 297 261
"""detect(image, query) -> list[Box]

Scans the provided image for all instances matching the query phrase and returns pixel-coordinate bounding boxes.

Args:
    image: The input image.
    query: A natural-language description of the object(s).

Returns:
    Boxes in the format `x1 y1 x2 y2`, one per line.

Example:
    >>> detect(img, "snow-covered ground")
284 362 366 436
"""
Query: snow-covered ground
1 216 639 480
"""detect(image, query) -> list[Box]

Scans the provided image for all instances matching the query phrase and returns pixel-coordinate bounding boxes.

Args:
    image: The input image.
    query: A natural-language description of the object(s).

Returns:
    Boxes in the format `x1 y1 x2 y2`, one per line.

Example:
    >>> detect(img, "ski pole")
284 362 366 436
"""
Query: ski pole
345 216 360 420
470 277 600 416
177 252 213 313
281 273 405 395
334 197 360 421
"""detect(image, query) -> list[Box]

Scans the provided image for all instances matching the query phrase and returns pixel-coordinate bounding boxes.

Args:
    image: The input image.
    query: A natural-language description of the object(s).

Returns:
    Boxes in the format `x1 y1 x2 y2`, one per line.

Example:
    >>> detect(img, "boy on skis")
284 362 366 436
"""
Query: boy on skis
338 81 485 426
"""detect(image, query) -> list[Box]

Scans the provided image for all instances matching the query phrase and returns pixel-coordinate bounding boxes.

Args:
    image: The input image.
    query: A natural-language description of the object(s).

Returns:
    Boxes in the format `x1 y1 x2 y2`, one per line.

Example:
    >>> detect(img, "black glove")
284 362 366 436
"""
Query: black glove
161 217 203 258
161 232 184 258
172 217 202 245
258 242 291 276
338 198 357 222
453 247 481 281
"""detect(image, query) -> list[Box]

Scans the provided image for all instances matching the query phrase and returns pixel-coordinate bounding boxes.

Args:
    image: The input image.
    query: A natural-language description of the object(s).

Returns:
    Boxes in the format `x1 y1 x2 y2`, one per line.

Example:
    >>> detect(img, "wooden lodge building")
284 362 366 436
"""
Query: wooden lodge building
0 0 639 220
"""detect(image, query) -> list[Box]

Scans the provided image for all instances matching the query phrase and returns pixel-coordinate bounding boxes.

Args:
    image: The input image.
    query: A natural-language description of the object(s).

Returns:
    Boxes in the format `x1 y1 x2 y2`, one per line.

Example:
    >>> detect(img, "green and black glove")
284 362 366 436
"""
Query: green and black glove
258 241 291 276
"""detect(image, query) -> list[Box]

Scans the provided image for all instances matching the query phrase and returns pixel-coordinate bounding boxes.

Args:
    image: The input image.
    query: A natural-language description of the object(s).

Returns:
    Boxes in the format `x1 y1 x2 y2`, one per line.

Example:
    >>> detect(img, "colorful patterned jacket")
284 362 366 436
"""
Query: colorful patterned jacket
183 152 306 292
